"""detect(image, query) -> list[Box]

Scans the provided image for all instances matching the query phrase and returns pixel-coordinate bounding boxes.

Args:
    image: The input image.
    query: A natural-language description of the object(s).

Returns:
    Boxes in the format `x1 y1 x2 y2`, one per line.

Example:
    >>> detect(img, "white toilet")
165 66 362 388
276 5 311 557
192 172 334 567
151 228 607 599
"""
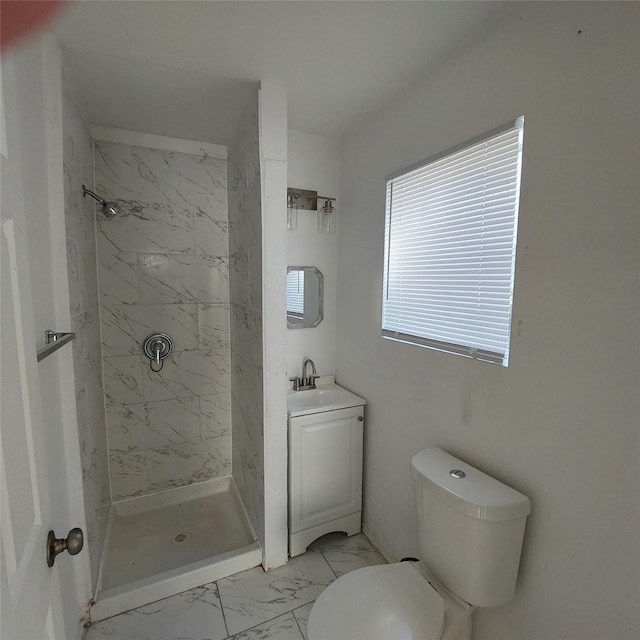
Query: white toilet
307 447 531 640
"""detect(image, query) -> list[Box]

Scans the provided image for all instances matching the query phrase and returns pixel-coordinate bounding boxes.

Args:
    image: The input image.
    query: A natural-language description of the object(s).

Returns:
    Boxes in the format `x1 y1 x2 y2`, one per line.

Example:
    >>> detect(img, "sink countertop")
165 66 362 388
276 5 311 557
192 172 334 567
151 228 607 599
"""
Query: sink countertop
287 383 366 417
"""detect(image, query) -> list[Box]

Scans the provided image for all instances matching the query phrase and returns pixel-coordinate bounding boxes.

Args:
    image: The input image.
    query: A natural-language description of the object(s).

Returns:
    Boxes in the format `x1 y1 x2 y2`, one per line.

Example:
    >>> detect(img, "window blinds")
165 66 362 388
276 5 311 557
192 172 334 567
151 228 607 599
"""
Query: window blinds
286 269 305 317
382 118 524 366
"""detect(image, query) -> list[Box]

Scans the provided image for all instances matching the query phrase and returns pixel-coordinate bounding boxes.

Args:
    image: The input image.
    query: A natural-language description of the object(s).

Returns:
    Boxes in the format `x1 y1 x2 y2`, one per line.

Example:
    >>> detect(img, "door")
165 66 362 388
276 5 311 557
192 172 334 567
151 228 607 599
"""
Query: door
1 37 88 639
289 407 364 533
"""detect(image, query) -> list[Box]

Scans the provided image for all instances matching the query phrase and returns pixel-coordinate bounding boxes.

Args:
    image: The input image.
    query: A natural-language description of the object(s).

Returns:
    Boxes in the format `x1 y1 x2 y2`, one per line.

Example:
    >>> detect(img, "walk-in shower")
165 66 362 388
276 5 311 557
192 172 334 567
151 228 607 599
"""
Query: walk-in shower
63 79 266 622
83 127 265 621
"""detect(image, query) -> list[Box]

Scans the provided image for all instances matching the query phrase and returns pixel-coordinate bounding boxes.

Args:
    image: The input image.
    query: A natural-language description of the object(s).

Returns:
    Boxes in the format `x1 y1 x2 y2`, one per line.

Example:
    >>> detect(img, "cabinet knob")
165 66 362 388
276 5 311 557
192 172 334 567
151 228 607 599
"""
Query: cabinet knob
358 415 364 421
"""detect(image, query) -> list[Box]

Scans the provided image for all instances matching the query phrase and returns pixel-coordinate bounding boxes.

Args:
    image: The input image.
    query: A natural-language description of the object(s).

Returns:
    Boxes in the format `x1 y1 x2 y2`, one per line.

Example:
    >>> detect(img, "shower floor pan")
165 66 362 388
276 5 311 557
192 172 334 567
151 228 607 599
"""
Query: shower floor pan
92 477 261 622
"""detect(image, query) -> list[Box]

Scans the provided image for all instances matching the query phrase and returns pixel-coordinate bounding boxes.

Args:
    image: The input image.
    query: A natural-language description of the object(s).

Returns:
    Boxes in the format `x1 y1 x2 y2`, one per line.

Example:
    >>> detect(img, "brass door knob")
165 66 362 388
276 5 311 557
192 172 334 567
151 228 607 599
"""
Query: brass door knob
47 527 83 567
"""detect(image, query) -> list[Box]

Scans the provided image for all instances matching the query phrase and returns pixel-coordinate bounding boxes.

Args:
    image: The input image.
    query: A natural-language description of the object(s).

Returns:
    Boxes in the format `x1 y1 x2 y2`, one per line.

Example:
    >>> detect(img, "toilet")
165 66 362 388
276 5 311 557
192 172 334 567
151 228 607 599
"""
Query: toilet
307 447 531 640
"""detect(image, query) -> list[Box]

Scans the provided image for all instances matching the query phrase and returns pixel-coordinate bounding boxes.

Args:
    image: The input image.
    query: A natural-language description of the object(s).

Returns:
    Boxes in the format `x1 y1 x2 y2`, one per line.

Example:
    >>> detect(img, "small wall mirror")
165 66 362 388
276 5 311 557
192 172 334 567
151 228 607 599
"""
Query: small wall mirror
287 266 323 329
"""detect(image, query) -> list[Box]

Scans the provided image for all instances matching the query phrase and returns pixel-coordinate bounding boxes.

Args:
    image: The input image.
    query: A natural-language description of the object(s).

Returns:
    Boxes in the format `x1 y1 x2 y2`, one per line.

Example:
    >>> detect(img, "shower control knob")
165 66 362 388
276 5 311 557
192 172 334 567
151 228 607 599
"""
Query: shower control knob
47 527 84 567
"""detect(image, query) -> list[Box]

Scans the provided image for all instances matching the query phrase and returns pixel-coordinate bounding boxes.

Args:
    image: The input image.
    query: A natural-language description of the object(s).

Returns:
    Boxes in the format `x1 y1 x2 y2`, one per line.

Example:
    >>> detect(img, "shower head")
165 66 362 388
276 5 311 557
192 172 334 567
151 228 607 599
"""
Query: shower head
82 185 120 219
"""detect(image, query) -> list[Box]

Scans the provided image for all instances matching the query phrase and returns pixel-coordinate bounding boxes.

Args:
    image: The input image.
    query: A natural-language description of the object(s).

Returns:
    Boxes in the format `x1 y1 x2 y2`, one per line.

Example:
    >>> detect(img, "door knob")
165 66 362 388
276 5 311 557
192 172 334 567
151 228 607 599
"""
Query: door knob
47 527 83 567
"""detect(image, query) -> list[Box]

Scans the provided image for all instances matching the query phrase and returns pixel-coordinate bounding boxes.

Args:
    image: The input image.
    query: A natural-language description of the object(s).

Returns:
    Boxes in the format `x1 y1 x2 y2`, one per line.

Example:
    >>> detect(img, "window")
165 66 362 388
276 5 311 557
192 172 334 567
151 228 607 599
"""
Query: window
382 118 524 366
286 268 305 318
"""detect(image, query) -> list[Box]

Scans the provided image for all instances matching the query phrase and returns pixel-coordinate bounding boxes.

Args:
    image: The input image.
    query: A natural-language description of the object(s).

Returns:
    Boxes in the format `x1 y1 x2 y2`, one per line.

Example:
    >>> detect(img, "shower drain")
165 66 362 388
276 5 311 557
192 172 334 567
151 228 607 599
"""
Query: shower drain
172 532 188 544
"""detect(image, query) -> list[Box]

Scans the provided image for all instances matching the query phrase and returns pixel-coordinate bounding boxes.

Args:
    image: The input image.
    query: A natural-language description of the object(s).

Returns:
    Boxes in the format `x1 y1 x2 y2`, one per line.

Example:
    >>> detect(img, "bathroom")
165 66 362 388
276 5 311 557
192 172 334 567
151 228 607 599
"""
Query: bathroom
1 2 638 640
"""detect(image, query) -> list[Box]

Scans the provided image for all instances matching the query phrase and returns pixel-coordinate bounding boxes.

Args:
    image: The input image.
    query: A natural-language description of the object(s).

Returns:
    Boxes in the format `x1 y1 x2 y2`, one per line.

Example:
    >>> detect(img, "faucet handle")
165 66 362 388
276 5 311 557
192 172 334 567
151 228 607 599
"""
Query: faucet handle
289 376 300 391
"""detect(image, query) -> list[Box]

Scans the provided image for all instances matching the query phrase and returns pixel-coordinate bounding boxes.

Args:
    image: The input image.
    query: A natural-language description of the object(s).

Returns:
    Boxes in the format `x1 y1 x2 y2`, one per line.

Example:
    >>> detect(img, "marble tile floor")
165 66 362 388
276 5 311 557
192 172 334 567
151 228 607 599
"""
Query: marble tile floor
84 532 387 640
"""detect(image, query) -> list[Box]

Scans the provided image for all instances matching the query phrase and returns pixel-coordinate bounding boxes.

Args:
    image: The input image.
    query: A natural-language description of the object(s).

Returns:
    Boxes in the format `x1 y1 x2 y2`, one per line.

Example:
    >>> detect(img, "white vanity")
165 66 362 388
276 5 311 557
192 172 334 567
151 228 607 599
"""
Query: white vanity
287 383 366 557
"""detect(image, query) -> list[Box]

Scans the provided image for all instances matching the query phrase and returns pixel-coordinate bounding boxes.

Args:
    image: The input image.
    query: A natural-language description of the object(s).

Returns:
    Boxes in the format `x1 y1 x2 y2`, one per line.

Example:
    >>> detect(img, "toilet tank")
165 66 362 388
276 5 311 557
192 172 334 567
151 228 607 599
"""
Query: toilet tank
411 448 530 607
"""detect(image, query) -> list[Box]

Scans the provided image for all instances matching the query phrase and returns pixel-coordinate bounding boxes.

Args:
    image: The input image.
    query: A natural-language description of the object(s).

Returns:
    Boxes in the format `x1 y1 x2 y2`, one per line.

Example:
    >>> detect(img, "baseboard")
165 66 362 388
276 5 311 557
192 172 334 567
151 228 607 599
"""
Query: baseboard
361 523 399 564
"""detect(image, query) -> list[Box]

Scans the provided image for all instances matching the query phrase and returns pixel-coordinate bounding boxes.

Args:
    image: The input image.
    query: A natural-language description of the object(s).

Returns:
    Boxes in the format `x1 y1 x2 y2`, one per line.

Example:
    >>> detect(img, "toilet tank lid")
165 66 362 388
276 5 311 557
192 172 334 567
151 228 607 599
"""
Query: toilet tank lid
411 448 531 522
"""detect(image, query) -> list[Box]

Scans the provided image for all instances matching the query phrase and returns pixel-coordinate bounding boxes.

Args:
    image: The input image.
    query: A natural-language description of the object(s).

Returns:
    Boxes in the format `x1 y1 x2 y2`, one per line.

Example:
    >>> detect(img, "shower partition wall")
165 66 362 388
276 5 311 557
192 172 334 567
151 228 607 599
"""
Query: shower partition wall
228 99 266 549
62 63 110 592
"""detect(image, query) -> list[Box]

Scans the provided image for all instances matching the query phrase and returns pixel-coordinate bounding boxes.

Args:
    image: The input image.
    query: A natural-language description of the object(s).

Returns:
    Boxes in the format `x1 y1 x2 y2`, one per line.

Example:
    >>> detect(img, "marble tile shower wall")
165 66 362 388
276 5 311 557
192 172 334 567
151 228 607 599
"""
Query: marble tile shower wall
94 141 232 501
62 65 110 589
228 100 265 545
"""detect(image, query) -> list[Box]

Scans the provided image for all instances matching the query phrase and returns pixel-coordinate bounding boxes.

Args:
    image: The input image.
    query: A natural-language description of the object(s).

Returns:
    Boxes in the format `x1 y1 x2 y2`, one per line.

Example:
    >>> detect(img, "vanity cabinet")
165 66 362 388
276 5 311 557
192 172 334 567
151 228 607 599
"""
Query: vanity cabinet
288 404 364 557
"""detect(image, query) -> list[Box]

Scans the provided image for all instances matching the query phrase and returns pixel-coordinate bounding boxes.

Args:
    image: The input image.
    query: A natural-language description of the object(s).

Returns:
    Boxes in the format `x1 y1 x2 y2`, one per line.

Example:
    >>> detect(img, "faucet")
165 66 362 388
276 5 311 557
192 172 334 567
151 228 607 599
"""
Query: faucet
290 357 319 391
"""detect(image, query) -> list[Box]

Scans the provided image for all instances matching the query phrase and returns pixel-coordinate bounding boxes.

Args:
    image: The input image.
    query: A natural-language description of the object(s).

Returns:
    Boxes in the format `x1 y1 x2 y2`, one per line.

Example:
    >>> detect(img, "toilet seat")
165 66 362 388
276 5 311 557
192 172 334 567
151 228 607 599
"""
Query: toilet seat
307 562 446 640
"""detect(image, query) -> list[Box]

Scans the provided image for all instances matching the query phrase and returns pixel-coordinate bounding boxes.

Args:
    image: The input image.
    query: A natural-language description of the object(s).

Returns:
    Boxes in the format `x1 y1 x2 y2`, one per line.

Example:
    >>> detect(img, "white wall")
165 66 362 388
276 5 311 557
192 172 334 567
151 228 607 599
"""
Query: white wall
287 130 340 378
260 83 289 569
336 4 639 639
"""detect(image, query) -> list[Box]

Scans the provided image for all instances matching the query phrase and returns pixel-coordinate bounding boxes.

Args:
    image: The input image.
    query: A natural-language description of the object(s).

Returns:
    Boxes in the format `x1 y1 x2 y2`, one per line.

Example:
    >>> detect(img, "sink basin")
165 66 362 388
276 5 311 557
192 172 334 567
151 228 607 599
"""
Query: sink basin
287 384 366 417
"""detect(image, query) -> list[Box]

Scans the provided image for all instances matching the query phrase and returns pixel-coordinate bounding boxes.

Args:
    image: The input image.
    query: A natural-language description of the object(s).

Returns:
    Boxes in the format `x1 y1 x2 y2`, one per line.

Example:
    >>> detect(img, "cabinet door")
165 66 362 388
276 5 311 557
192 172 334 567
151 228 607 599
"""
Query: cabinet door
289 407 363 533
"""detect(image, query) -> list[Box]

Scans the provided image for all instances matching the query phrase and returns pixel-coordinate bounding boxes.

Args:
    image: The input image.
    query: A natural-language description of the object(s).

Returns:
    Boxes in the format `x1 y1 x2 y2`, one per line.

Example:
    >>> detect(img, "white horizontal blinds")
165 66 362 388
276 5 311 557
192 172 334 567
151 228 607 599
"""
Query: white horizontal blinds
382 118 524 366
286 269 305 317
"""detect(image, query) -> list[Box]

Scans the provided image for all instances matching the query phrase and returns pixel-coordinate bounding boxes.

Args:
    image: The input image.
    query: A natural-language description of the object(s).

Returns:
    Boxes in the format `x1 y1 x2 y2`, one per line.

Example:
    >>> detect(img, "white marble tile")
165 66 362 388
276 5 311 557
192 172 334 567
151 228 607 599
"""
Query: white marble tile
103 355 144 406
145 436 231 493
64 161 96 250
310 533 387 578
101 303 199 357
194 211 229 257
106 396 201 452
97 235 140 305
132 147 227 212
292 603 313 640
99 200 195 255
141 348 230 401
62 70 94 187
200 392 231 439
231 448 264 551
137 254 229 304
83 469 110 590
66 238 81 316
230 346 263 433
229 249 250 304
94 141 136 201
79 242 99 311
248 245 262 311
85 583 227 640
199 303 231 350
109 450 147 501
72 309 104 410
228 613 304 640
217 551 335 636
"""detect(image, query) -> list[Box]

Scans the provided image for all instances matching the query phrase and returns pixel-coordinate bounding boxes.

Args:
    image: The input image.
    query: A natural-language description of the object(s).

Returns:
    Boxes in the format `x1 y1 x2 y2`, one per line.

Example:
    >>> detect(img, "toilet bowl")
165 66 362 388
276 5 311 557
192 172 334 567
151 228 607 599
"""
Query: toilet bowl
306 448 530 640
307 561 473 640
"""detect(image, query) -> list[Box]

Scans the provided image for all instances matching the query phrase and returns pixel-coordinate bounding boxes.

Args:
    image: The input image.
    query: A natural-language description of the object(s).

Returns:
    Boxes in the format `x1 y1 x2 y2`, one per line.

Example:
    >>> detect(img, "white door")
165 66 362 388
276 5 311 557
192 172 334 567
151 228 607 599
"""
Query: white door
1 39 87 640
289 407 364 533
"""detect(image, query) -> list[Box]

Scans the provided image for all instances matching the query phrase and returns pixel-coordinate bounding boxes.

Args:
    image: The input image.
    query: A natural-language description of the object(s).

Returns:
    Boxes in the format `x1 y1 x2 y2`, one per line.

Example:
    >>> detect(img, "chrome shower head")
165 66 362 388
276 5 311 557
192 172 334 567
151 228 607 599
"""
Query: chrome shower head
82 185 120 219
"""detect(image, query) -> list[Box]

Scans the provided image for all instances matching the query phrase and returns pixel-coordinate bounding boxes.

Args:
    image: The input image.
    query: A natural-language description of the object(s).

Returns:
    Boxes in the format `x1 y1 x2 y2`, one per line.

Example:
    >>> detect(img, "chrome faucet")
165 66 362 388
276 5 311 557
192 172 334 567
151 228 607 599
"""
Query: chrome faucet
290 357 319 391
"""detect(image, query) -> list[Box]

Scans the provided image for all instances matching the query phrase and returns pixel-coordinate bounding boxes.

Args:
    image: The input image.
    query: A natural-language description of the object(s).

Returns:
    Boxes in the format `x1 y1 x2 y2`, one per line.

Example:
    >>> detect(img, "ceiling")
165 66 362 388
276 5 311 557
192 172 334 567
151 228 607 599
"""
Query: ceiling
51 1 513 146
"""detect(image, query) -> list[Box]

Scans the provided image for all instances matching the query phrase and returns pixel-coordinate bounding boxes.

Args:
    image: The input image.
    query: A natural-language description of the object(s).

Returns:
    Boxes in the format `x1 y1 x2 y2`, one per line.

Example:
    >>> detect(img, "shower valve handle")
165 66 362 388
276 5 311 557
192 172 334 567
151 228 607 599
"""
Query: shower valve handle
143 333 174 372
